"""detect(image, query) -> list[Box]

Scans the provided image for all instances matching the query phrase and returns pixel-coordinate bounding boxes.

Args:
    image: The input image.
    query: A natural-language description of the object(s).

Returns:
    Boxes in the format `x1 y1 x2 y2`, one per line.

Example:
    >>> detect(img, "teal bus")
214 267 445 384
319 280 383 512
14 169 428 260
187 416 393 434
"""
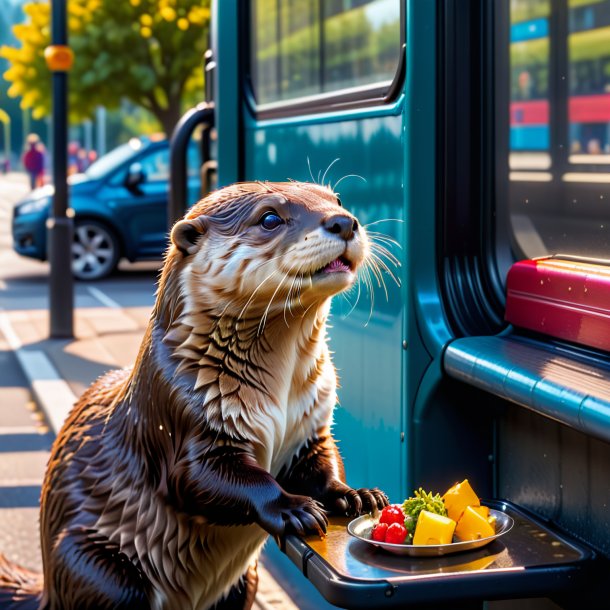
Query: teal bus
170 1 610 607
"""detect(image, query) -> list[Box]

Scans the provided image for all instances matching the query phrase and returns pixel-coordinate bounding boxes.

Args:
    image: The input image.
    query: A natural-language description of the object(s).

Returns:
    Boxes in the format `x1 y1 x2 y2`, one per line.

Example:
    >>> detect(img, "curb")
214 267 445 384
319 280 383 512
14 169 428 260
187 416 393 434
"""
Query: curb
0 311 76 435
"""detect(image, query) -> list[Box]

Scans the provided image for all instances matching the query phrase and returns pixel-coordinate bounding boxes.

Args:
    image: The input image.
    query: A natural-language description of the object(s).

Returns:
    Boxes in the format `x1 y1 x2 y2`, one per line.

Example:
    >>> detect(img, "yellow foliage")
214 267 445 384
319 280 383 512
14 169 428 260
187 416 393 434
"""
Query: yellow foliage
2 0 211 130
7 82 24 98
4 64 26 80
0 46 21 62
160 6 177 21
24 3 50 28
22 90 39 107
188 6 210 25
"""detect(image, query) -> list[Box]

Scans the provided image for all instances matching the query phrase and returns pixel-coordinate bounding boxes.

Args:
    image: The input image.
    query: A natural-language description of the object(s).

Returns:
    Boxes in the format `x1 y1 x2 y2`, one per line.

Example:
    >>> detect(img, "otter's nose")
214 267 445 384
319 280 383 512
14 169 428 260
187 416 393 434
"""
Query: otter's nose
323 215 358 241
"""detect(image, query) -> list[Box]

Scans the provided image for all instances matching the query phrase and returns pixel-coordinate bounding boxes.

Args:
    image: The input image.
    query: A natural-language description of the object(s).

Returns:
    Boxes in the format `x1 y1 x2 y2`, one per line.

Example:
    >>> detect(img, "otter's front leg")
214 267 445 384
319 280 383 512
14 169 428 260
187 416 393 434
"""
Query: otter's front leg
278 428 389 516
169 442 328 537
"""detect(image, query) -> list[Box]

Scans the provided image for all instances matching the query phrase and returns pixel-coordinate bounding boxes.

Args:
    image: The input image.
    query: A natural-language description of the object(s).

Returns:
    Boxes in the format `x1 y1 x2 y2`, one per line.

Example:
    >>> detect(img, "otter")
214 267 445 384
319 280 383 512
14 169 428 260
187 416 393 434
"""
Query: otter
0 181 388 610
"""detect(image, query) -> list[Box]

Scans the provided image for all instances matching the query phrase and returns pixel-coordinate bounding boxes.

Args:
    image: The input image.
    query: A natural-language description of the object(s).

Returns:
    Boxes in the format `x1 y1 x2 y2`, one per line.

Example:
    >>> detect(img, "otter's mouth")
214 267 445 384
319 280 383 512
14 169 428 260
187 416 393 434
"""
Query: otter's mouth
314 256 354 276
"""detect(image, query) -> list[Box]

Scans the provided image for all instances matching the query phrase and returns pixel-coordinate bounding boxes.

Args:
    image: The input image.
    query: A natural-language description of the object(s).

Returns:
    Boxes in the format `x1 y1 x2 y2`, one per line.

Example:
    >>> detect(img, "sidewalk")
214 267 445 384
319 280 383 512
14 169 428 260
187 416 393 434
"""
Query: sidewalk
0 293 333 610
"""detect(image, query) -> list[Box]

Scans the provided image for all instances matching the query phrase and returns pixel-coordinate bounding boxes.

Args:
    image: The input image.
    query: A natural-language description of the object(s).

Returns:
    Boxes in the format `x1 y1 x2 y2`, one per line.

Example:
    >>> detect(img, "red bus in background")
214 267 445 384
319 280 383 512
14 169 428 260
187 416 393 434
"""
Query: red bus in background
510 0 610 156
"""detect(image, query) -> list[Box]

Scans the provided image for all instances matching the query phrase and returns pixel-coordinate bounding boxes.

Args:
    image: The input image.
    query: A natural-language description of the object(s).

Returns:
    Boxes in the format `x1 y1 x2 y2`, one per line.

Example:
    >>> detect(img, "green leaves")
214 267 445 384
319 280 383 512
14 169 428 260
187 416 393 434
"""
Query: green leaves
401 488 448 524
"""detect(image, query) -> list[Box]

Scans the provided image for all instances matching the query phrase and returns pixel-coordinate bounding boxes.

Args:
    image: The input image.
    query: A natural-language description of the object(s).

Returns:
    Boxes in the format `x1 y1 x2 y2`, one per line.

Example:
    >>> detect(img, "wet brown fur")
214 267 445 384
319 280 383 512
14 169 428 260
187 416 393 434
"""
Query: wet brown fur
0 181 388 610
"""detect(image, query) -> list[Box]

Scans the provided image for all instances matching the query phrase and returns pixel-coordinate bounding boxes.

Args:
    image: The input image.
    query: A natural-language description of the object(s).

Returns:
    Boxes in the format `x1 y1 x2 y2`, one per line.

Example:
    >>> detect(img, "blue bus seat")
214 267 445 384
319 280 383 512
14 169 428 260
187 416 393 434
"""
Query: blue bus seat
443 333 610 444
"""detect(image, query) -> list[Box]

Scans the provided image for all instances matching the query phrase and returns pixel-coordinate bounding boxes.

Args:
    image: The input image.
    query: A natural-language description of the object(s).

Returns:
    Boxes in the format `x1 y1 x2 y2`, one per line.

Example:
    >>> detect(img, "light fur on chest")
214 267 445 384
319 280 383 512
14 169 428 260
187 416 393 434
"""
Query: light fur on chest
171 269 338 469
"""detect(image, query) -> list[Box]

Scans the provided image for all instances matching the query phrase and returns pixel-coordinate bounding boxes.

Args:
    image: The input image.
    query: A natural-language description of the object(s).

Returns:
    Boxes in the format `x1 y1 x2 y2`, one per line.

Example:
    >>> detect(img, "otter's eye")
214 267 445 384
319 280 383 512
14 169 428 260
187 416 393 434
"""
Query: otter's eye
336 197 343 207
259 211 284 231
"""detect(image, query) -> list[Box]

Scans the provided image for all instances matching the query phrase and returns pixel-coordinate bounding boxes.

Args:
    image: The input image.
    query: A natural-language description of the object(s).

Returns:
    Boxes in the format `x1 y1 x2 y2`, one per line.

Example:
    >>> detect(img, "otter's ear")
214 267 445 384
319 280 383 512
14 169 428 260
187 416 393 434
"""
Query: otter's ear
171 216 207 255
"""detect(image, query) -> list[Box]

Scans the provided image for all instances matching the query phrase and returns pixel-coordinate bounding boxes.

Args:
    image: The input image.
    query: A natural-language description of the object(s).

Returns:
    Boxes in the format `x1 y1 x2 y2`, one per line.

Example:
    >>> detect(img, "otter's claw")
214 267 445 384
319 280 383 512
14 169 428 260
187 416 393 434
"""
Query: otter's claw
258 494 328 538
333 486 389 517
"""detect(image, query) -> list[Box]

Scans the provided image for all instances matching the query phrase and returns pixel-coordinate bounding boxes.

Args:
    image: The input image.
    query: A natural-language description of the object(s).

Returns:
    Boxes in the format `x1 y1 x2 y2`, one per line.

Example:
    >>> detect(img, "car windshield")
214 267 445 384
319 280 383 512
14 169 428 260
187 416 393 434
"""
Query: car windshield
85 139 145 180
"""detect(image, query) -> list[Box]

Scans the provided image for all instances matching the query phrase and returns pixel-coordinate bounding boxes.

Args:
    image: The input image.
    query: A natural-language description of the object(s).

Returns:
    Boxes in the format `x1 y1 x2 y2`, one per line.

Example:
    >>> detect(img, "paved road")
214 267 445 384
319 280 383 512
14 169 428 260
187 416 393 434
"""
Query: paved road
0 174 52 572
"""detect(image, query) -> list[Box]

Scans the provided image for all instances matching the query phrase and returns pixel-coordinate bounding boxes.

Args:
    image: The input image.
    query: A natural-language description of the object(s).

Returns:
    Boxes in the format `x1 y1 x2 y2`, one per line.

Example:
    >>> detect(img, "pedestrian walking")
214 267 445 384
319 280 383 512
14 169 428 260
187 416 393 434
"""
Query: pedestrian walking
22 134 45 190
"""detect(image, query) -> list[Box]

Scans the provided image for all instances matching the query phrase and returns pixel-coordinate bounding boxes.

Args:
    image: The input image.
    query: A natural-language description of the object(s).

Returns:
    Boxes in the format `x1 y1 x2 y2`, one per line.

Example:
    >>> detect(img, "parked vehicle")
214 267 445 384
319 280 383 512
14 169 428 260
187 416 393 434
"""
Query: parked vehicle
12 136 201 280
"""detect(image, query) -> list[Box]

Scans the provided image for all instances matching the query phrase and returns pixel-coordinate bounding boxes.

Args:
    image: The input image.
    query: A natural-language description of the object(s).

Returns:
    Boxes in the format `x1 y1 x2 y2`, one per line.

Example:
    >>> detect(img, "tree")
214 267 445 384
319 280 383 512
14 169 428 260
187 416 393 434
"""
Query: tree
1 0 211 136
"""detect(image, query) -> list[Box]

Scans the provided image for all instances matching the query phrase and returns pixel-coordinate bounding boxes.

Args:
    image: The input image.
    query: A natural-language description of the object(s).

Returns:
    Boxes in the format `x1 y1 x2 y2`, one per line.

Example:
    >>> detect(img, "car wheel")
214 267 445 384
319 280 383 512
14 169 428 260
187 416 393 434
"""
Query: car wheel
72 220 120 281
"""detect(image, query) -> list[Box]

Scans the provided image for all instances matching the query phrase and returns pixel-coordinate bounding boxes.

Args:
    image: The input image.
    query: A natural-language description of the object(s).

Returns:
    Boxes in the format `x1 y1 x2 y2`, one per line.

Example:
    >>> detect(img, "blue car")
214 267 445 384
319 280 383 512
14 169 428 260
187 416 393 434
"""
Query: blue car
12 136 201 280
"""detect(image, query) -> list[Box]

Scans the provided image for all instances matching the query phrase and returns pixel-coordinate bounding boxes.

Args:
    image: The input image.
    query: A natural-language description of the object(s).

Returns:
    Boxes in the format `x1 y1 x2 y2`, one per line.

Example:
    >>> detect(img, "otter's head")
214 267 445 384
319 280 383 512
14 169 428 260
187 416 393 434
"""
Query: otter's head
167 181 368 321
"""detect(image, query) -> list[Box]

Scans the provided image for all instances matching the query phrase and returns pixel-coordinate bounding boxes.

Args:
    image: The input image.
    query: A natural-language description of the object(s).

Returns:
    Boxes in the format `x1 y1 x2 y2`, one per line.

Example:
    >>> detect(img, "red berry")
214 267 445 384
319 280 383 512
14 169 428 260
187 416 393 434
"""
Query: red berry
385 522 408 544
371 522 389 542
379 505 405 526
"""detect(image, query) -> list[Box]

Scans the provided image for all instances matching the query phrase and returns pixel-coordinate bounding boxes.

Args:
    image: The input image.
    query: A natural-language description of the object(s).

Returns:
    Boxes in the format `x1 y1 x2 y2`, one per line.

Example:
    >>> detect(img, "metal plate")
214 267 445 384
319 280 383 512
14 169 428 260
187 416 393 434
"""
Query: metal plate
347 509 513 557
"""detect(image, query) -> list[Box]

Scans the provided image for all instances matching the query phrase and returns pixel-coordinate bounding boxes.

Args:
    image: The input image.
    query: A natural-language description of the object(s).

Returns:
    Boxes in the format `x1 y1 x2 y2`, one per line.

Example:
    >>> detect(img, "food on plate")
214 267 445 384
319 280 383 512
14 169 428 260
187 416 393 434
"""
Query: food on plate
472 505 489 518
371 506 413 543
441 479 480 522
401 488 447 523
379 504 407 526
365 480 498 548
385 522 408 544
471 505 497 529
454 506 495 541
371 522 389 542
412 510 456 545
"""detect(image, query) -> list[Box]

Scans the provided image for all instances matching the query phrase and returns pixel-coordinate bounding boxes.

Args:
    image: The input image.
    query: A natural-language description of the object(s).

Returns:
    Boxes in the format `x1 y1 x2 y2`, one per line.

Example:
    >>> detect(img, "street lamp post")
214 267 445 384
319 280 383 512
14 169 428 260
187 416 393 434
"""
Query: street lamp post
45 0 74 338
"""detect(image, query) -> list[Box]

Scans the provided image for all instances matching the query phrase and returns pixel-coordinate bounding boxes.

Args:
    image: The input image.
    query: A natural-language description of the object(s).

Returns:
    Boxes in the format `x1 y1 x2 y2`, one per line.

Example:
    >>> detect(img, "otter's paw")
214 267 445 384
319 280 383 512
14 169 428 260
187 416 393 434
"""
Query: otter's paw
257 494 328 538
331 486 389 517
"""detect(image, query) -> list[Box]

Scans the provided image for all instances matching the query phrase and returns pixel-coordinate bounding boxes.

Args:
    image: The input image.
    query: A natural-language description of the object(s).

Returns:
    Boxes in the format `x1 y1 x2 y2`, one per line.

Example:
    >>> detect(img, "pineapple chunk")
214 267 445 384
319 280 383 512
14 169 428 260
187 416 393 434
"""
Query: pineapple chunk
455 506 495 541
471 505 489 518
442 479 480 521
413 510 456 545
471 505 496 529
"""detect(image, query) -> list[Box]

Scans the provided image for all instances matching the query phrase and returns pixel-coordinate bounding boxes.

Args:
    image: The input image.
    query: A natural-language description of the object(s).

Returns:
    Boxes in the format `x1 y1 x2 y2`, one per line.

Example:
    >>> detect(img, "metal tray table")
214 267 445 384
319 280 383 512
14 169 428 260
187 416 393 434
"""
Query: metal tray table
283 500 598 609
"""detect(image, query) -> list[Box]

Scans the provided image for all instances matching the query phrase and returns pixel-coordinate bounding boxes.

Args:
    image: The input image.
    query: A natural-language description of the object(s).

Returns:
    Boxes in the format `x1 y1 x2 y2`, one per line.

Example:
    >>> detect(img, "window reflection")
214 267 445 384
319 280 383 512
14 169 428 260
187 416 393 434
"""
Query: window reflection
250 0 401 106
568 0 610 161
506 0 610 259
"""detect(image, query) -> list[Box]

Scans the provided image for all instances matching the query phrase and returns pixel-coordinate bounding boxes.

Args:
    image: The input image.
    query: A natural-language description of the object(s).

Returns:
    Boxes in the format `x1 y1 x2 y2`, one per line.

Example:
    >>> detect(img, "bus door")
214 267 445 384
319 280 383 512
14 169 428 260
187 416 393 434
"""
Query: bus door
217 0 407 500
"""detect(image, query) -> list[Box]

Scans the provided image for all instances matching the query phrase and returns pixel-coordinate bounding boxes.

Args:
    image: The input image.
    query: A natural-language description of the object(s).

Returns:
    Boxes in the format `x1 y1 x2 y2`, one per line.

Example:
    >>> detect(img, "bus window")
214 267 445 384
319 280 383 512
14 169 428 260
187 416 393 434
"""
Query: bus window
249 0 402 108
509 0 551 171
568 0 610 163
504 0 610 260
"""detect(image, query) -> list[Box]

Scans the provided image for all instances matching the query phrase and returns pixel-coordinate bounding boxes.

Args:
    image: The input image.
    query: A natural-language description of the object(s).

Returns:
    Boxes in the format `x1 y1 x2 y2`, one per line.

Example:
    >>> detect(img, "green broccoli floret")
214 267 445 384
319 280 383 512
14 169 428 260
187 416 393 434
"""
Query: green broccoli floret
401 488 447 526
